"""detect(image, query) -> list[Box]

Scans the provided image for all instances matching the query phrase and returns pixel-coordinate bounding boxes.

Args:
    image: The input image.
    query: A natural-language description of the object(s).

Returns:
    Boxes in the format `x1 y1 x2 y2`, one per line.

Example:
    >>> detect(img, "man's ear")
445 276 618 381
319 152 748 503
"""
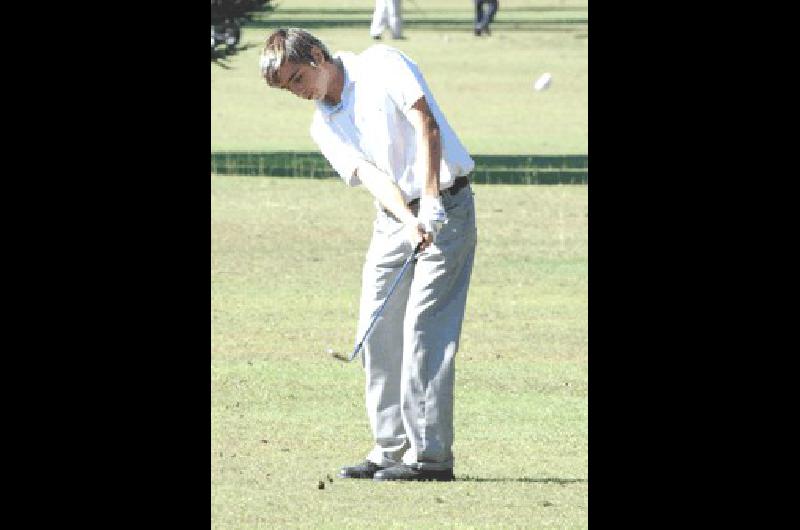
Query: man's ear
310 46 325 66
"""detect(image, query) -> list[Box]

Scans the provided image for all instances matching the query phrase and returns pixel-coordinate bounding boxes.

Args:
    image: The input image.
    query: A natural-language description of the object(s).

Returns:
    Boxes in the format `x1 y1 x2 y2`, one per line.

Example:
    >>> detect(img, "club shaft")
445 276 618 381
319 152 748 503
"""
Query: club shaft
347 244 421 361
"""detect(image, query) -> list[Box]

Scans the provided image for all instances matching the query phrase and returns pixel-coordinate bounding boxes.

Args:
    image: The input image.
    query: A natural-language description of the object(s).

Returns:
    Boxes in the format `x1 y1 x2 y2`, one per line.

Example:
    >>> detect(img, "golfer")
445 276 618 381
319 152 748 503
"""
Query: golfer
260 28 477 482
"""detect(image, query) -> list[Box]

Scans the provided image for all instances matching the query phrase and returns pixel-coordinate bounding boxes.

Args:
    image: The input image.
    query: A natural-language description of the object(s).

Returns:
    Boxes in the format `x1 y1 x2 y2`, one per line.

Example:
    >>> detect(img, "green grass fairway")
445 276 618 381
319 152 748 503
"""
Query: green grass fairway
211 175 588 528
211 0 588 154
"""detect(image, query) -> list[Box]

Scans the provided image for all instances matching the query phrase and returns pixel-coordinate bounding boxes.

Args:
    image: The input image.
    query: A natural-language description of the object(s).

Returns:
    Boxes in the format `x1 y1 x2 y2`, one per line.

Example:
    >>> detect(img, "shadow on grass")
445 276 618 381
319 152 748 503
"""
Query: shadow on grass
211 55 232 69
458 476 587 484
272 7 588 15
210 152 589 185
244 19 587 31
211 42 260 67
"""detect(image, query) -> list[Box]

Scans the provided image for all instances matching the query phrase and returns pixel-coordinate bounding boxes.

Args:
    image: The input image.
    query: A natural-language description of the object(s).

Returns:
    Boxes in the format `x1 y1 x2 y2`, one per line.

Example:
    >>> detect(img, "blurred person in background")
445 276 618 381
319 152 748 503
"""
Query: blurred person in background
259 28 477 482
474 0 498 36
370 0 403 40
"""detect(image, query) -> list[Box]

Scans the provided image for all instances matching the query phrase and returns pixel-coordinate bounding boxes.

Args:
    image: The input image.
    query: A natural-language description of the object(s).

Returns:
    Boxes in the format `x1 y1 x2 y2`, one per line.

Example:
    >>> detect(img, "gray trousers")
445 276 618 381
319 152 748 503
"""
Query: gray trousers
360 184 477 471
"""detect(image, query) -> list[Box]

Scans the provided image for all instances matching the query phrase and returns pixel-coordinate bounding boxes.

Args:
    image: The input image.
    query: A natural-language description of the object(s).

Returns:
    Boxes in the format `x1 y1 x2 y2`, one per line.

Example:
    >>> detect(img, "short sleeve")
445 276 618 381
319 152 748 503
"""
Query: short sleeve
376 48 426 116
310 112 365 187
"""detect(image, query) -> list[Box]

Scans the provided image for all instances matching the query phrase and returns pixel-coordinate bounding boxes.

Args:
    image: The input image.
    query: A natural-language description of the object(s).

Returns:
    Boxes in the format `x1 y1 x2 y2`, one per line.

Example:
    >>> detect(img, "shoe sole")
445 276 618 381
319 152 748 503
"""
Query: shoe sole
338 467 387 479
373 474 455 482
338 472 378 479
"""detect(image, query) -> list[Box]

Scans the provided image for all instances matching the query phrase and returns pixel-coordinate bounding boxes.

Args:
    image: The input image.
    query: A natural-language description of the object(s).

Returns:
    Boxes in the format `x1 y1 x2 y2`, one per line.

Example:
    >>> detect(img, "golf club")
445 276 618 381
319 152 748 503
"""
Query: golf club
335 242 423 362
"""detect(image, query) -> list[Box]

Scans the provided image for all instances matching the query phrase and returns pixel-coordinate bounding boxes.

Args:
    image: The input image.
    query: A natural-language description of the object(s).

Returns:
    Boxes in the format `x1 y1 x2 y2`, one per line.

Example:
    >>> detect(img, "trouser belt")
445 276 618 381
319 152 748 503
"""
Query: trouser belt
407 176 470 209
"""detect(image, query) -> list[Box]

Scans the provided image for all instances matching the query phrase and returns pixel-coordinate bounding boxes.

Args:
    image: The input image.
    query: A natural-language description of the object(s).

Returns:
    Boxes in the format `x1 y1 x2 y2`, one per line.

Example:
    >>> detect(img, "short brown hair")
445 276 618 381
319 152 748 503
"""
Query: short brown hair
260 28 333 87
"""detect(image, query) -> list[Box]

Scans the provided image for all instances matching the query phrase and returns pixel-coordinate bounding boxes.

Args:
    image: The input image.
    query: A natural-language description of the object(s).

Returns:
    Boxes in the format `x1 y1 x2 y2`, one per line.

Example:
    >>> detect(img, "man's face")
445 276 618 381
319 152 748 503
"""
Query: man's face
275 60 328 101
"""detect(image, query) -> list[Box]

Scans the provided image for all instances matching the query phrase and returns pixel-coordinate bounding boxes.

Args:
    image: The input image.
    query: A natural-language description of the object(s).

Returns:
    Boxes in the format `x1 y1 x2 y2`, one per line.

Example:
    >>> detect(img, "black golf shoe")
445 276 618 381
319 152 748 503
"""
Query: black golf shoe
337 460 387 479
373 464 455 482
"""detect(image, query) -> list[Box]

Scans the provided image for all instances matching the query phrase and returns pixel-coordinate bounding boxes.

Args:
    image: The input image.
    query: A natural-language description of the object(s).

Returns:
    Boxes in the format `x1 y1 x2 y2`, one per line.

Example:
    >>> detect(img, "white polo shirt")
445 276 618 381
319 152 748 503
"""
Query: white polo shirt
309 45 474 203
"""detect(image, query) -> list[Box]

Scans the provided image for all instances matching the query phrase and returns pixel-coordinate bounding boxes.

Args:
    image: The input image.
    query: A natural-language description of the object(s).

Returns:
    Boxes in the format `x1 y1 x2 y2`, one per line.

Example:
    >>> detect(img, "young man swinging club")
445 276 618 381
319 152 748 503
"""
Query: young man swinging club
259 28 477 482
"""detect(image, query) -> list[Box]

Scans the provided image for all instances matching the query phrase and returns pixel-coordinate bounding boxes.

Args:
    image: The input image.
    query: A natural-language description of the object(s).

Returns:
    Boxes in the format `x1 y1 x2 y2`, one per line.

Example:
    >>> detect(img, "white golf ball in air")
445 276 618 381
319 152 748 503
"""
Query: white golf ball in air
534 73 552 91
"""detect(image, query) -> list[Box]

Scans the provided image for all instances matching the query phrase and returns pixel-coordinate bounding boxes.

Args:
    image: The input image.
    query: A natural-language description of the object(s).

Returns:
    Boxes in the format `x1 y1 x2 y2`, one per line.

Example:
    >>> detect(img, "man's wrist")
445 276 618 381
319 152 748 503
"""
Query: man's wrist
419 195 445 224
399 209 418 226
420 194 443 209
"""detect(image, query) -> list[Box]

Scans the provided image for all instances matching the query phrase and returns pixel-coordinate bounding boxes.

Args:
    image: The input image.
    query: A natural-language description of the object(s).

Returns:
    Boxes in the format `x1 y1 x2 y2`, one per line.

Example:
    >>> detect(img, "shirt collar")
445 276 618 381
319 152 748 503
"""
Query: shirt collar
316 52 357 117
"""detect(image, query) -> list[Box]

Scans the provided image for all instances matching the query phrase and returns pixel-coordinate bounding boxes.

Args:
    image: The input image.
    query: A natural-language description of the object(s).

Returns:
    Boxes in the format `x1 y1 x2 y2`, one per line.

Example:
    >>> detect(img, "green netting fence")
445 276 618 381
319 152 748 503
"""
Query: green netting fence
210 152 588 185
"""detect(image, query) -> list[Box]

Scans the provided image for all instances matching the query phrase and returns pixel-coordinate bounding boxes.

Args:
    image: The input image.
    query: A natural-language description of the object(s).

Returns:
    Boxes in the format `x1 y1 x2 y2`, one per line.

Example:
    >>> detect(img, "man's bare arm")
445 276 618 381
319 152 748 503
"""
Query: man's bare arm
407 96 441 198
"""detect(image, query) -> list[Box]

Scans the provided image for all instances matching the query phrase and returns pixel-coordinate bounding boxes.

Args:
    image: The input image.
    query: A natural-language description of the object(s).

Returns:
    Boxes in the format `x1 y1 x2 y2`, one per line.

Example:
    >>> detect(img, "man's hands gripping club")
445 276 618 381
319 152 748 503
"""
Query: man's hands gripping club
418 194 446 243
355 162 446 251
391 193 447 252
